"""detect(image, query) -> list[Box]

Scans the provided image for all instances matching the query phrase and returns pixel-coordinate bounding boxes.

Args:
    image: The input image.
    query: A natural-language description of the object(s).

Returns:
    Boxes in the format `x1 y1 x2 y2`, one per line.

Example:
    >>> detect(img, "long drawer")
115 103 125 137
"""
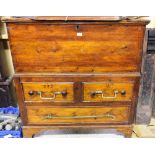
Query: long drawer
8 24 145 73
26 106 130 125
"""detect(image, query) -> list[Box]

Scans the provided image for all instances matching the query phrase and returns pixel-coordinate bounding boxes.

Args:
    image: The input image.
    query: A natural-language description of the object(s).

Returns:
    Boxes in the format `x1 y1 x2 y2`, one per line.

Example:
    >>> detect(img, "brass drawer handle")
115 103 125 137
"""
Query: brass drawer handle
38 91 59 100
90 90 119 99
28 90 67 100
43 112 115 120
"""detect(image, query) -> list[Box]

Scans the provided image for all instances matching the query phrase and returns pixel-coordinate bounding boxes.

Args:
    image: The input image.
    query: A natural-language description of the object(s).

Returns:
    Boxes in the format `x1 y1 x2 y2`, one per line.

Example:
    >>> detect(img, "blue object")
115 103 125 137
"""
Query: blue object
0 107 19 115
0 107 22 138
0 128 22 138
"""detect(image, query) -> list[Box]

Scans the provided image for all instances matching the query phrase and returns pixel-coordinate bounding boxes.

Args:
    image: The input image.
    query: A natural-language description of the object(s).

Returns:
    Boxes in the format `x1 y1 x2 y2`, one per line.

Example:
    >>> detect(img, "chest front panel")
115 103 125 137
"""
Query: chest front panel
8 24 145 73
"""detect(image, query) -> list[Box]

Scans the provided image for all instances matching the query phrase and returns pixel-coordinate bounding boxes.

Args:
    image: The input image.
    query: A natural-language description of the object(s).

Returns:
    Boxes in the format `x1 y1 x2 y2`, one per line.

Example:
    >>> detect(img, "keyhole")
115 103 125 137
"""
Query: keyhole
76 25 80 31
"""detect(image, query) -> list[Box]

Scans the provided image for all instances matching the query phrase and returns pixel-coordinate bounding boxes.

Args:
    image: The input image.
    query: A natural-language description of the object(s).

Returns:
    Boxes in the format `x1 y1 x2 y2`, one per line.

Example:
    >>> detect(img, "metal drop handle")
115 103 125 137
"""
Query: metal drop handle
38 91 67 100
28 90 67 100
43 112 115 120
90 90 119 99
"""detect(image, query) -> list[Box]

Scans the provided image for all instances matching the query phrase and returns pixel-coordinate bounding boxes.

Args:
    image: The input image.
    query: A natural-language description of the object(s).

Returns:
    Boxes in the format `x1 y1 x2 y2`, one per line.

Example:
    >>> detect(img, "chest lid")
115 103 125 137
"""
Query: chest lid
1 16 150 25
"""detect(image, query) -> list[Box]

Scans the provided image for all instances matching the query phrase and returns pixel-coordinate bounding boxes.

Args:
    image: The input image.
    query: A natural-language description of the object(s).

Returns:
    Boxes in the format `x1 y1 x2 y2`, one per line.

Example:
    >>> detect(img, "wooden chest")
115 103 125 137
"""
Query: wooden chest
4 16 149 137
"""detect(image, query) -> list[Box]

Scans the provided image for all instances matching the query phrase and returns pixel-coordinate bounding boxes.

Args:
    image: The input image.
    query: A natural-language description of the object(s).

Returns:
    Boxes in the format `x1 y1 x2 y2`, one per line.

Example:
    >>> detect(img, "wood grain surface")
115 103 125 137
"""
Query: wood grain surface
83 82 134 102
22 125 133 138
3 16 150 26
22 82 74 102
7 18 149 137
26 106 130 125
18 75 139 107
8 24 145 73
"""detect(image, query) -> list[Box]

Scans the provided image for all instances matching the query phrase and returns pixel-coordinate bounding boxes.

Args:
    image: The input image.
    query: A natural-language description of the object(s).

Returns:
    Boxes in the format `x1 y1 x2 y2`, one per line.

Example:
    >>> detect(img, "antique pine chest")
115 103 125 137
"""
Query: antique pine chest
3 16 149 137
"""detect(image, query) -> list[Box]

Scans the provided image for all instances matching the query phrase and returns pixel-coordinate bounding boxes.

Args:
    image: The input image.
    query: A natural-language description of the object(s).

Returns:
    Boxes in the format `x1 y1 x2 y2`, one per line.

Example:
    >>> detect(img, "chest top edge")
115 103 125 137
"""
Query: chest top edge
2 16 150 26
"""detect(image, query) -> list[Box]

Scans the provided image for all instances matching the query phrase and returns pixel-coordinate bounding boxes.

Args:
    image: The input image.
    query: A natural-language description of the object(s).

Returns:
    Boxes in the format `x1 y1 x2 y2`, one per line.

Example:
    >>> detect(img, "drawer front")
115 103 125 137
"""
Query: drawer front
8 24 144 73
22 82 74 102
83 82 134 102
26 106 130 124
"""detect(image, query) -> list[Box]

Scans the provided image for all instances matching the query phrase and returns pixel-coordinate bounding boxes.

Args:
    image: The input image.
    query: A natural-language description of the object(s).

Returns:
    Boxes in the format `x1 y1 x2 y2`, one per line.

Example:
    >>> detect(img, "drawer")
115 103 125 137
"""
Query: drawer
26 106 130 125
83 82 134 102
8 24 144 73
22 82 74 102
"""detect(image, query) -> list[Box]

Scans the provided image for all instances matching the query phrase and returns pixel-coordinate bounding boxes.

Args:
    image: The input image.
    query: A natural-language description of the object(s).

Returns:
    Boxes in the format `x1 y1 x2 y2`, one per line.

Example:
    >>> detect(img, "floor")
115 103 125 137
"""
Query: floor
132 118 155 138
33 120 155 138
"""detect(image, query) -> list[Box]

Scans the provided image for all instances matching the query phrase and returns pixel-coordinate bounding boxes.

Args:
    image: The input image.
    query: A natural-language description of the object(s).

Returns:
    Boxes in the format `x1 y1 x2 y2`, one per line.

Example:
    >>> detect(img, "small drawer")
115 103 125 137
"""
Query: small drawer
22 82 74 102
26 106 130 125
83 82 134 102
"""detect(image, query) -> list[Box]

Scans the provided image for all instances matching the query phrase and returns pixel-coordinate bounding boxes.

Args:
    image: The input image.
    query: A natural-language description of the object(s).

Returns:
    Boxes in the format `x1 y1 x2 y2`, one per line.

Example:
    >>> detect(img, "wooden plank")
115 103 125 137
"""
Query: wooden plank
2 16 150 25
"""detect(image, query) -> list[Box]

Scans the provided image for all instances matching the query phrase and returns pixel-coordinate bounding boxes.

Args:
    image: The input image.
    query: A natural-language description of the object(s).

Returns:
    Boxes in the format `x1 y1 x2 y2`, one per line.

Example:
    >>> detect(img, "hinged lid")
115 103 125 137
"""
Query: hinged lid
2 16 122 21
1 16 150 25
